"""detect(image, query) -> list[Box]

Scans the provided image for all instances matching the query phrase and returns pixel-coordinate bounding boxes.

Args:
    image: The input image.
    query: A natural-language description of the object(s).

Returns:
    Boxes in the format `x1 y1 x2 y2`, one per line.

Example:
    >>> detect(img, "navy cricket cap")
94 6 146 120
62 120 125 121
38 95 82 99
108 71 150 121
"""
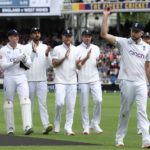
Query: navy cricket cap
62 29 72 36
143 32 150 38
7 29 19 37
82 29 92 36
30 27 40 33
131 23 144 31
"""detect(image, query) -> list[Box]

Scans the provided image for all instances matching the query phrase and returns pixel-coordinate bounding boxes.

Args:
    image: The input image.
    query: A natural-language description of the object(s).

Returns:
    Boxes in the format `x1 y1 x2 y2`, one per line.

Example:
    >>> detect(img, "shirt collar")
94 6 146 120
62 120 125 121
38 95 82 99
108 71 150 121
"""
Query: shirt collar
7 43 20 49
63 43 71 50
81 42 91 49
128 38 143 45
30 40 42 46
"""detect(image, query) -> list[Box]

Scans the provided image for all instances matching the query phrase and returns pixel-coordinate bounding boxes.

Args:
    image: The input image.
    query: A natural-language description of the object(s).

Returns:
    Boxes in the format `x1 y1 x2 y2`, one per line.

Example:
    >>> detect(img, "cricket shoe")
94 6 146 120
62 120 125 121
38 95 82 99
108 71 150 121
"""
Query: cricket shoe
83 128 90 135
137 130 142 135
142 144 150 148
7 127 14 135
64 129 75 136
43 124 53 135
53 126 60 133
24 126 33 135
116 141 124 147
90 125 103 134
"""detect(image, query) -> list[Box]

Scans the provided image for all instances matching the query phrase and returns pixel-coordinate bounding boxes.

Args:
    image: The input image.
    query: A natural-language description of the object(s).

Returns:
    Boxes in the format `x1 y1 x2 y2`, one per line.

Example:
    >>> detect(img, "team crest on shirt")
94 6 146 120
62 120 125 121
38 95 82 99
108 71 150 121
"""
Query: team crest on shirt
0 55 2 59
143 46 146 51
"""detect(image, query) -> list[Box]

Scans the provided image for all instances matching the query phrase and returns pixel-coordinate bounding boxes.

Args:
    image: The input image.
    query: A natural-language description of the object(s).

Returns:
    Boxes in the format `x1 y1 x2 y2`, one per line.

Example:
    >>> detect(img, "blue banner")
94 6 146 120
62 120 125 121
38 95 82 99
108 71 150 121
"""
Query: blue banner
0 0 29 7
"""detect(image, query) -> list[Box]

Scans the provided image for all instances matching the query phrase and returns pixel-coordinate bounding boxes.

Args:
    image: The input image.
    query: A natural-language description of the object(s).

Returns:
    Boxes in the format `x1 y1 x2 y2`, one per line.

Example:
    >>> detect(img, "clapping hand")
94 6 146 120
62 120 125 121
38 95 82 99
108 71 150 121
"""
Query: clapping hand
45 45 51 57
13 54 25 64
76 57 82 70
21 54 27 63
32 42 37 53
86 49 91 59
65 49 70 59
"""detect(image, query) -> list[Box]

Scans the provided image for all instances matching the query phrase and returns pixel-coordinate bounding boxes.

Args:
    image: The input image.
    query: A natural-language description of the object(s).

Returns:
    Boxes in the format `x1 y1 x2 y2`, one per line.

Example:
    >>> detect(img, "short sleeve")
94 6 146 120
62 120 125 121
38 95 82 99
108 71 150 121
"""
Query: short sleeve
115 37 126 52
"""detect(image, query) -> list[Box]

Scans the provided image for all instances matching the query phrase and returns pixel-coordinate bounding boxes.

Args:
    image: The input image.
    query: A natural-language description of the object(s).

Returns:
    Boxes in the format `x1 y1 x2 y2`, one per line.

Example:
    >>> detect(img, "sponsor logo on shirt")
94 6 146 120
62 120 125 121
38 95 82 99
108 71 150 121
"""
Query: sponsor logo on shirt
129 50 144 59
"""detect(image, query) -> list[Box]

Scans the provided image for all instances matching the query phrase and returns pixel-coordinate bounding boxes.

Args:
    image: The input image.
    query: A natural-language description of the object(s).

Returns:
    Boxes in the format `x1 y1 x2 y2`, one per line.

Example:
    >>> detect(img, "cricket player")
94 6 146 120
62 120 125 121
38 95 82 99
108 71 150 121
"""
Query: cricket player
52 29 78 136
137 32 150 135
24 27 53 134
0 29 33 135
101 8 150 148
76 29 103 135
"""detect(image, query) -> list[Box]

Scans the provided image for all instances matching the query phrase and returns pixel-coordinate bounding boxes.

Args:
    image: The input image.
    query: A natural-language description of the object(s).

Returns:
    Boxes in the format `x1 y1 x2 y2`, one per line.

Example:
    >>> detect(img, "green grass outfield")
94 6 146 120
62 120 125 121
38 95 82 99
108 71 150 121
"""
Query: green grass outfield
0 91 149 150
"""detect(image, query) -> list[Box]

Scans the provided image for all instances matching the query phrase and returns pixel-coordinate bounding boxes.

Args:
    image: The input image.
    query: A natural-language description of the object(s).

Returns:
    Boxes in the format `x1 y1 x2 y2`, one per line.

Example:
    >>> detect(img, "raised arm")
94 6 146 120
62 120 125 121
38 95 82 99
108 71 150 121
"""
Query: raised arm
100 7 116 45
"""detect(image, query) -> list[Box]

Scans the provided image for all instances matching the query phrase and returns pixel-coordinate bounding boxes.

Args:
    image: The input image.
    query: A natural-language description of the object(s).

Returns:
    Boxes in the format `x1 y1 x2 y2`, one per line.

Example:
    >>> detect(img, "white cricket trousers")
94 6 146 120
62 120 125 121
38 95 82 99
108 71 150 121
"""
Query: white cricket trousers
3 74 32 131
28 81 50 128
116 80 150 146
54 84 77 131
79 81 102 130
4 75 29 103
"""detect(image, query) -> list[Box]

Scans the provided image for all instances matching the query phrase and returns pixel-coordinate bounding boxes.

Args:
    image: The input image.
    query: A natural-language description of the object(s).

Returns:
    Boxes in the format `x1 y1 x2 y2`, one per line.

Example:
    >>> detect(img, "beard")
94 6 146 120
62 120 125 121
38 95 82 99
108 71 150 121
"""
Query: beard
33 37 40 42
131 36 140 42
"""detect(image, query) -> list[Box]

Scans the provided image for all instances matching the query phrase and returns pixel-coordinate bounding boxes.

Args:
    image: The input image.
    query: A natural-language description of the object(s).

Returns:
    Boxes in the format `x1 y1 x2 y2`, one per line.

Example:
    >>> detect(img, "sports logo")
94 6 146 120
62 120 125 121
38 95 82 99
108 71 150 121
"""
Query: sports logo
129 50 145 59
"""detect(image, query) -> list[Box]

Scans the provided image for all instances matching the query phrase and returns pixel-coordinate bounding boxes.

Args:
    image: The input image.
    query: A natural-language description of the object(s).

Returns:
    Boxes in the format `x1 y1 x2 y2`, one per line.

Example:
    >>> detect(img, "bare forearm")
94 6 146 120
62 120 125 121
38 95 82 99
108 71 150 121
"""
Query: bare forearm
101 14 109 38
100 9 116 45
52 58 65 68
76 56 88 70
81 57 88 66
146 71 150 86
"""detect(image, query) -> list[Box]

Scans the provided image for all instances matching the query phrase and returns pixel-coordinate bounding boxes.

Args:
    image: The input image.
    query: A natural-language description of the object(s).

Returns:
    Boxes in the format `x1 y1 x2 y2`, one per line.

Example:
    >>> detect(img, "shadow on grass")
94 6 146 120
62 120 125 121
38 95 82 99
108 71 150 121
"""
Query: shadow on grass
0 134 100 146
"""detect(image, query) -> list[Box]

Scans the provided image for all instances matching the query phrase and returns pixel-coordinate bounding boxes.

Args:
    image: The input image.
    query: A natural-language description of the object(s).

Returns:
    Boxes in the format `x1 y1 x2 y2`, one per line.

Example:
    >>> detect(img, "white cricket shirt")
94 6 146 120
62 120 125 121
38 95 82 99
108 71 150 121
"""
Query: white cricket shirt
0 43 31 76
116 37 150 83
25 41 52 81
52 43 78 84
77 42 100 83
